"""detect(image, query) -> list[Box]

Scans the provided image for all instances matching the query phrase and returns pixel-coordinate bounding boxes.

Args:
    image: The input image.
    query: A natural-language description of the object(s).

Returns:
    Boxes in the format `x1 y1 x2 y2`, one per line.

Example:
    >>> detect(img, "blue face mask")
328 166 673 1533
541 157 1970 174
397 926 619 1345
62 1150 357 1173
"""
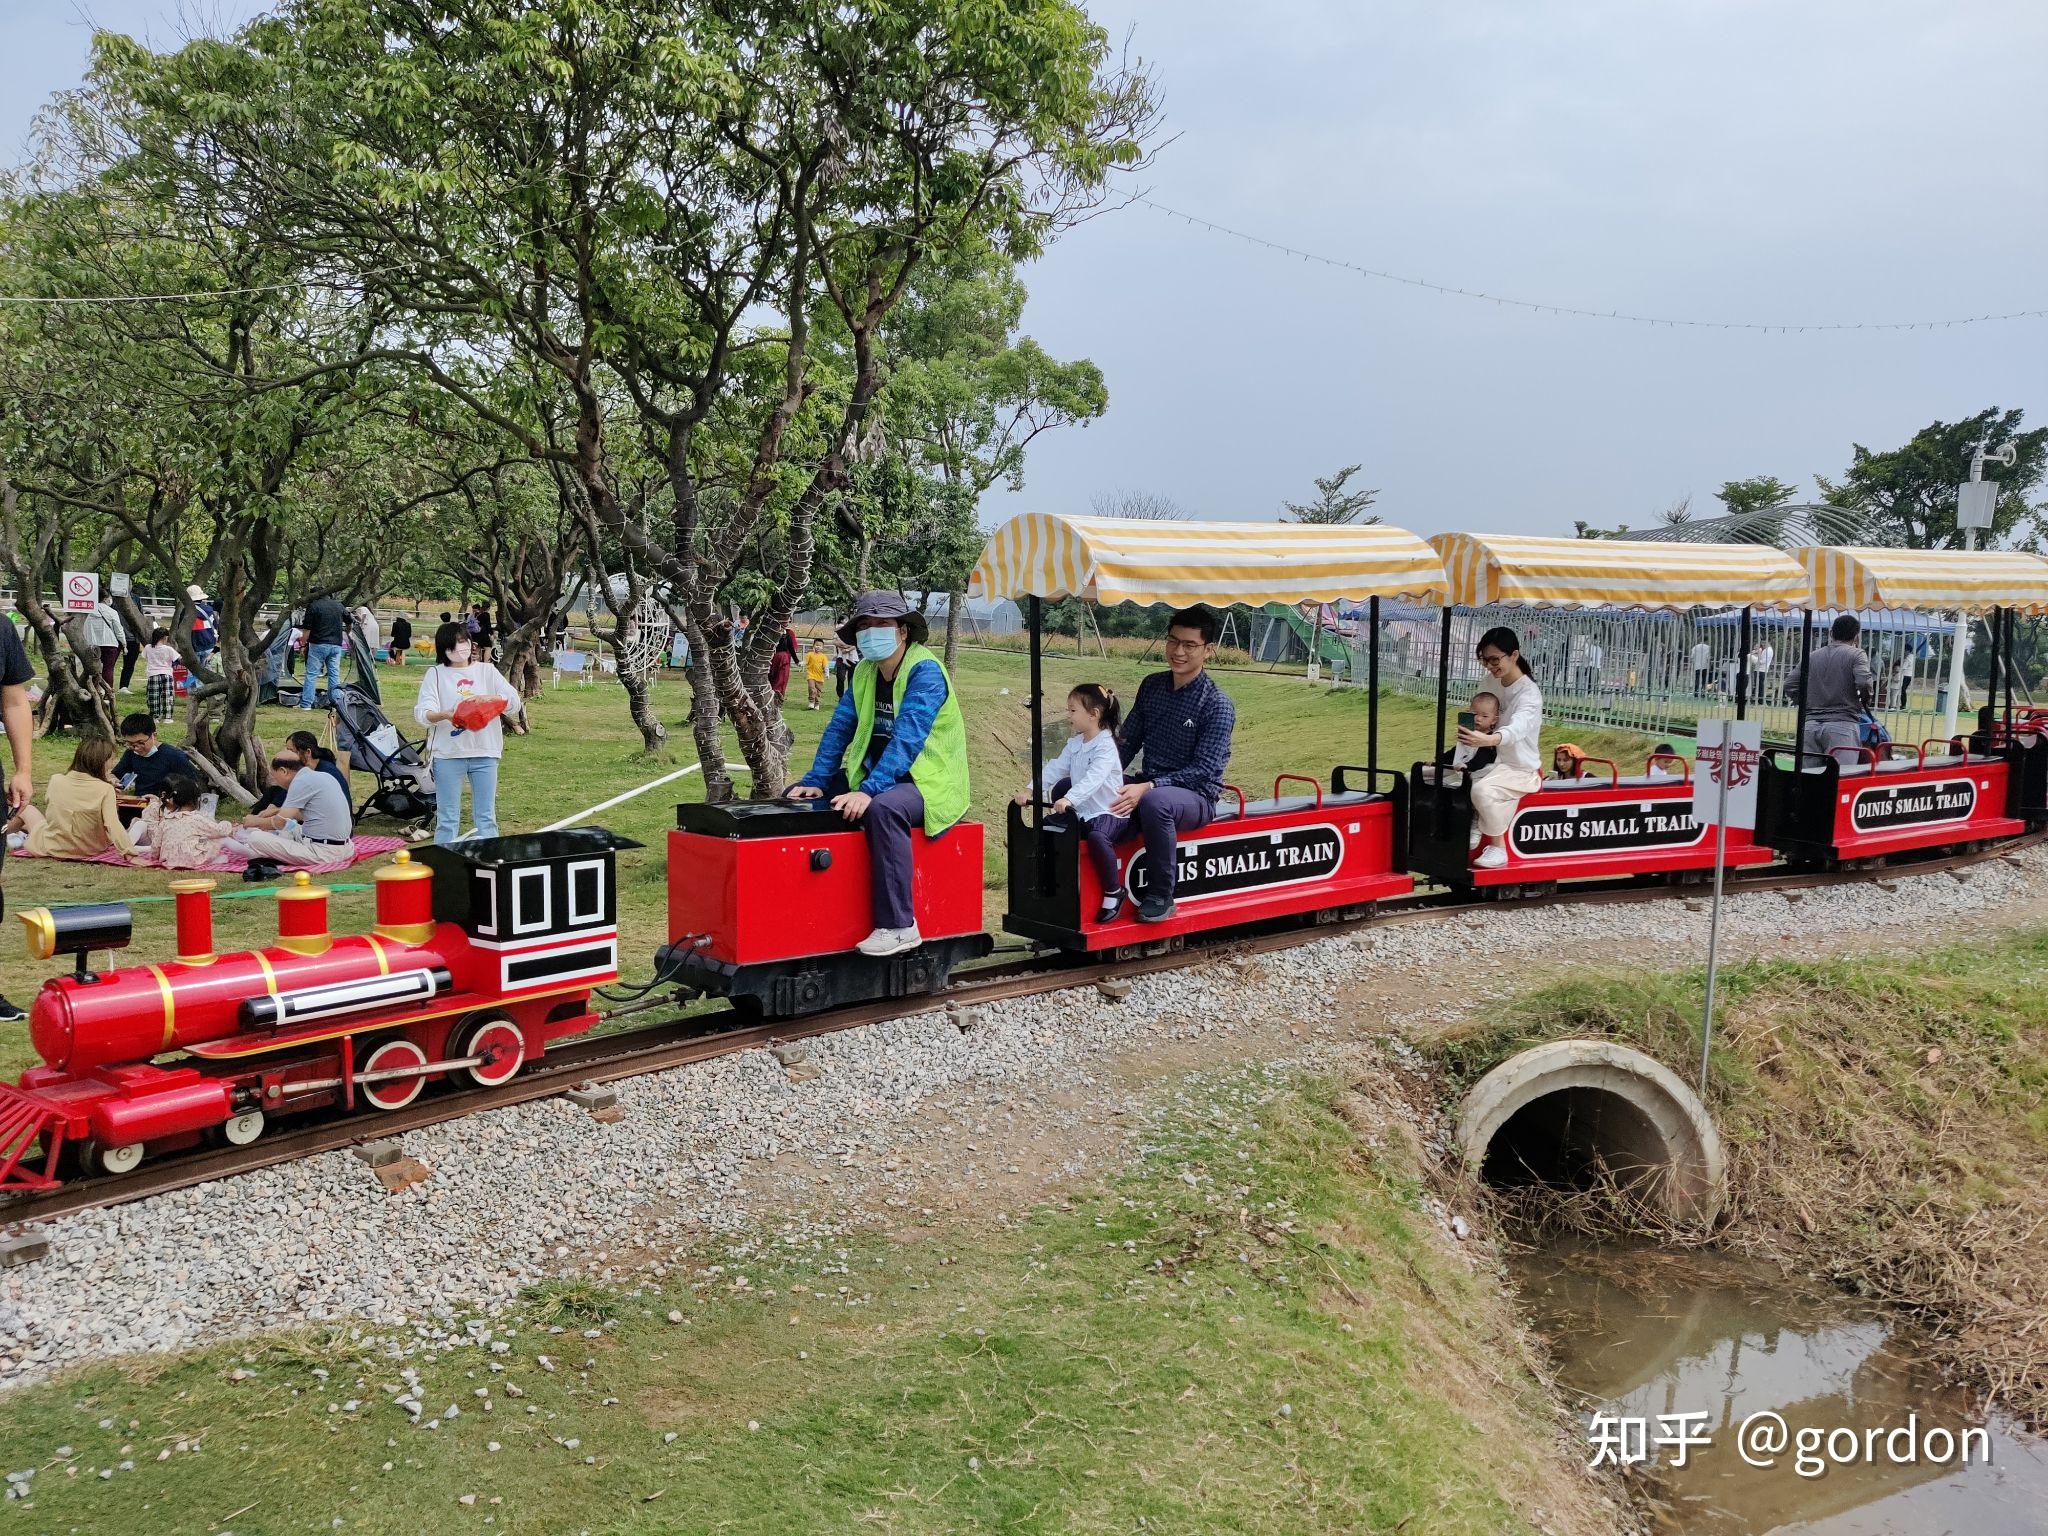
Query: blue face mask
855 627 898 662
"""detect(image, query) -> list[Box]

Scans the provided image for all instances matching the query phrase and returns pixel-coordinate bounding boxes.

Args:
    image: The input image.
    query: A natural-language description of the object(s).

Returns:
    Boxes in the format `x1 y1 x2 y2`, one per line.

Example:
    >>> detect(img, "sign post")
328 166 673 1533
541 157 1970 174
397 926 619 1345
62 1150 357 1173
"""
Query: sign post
1693 718 1762 1093
61 571 100 613
1943 468 2001 736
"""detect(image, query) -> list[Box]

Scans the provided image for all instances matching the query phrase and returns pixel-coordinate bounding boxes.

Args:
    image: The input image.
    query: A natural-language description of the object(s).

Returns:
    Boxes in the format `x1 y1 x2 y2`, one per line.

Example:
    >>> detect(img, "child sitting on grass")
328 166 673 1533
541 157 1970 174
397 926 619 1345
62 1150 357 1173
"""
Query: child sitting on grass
134 774 232 869
1015 683 1129 923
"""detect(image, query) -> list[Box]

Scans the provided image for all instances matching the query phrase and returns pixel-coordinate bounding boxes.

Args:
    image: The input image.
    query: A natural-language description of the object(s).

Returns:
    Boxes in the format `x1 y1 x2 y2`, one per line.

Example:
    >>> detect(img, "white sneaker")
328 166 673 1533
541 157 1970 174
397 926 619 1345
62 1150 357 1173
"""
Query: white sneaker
1468 826 1484 850
856 924 922 958
1474 844 1508 870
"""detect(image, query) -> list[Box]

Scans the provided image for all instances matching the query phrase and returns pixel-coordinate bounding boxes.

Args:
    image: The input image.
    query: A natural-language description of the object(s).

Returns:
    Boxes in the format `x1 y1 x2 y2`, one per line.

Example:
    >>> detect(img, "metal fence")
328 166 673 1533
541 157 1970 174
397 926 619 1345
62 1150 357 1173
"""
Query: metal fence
1341 603 1989 749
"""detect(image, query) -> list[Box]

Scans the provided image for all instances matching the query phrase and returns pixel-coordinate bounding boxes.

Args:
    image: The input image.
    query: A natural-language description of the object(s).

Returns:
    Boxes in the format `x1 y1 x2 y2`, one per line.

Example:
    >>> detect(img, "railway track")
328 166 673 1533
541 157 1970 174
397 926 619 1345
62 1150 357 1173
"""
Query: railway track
7 833 2036 1227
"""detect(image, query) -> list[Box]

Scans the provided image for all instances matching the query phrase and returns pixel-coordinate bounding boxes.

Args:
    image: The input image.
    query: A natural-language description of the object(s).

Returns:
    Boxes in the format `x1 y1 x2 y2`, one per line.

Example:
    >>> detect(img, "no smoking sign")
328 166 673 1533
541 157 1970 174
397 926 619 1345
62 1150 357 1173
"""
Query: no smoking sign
62 570 100 612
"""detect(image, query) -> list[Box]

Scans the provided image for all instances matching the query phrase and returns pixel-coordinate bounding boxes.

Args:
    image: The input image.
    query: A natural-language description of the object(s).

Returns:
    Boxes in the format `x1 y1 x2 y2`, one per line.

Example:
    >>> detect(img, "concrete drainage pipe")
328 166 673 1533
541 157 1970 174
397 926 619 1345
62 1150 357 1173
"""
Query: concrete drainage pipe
1456 1041 1726 1225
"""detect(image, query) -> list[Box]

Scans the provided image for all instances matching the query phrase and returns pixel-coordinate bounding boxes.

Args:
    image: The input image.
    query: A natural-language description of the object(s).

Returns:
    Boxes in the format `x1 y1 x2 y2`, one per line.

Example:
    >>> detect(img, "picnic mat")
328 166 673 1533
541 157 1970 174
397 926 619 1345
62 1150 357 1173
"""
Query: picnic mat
15 834 409 875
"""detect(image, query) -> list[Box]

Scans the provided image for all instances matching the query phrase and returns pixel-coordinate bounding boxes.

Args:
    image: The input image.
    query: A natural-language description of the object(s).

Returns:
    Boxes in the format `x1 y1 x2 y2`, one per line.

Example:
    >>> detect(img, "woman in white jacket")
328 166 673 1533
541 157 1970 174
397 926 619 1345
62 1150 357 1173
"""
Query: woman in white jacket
1458 626 1544 870
415 620 524 845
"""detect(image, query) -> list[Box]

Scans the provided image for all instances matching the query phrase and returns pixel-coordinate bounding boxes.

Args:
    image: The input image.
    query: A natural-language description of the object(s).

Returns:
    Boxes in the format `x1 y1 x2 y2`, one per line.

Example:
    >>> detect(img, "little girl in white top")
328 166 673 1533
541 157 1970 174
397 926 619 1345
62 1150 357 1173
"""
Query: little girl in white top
1015 684 1129 922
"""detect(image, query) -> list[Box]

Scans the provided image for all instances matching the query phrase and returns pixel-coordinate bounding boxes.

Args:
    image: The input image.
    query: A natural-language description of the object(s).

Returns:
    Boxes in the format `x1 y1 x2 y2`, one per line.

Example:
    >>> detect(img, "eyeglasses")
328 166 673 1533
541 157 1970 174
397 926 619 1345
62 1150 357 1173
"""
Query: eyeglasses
1163 637 1207 653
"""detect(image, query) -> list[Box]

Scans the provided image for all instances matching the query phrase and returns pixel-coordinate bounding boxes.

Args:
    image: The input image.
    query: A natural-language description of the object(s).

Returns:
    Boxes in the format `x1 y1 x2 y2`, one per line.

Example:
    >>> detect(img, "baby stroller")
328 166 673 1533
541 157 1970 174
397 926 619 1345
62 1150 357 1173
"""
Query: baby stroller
330 681 437 824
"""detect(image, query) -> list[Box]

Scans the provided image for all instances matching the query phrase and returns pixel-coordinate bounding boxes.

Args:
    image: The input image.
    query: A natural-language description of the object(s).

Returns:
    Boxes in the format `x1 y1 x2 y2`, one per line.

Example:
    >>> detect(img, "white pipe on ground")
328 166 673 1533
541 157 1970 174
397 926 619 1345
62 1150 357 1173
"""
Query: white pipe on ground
536 761 752 833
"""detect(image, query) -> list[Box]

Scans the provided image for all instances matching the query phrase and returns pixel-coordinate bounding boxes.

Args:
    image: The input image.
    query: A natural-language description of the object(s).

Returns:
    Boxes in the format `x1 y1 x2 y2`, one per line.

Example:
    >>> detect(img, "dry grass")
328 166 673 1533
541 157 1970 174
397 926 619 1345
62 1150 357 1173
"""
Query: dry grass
1437 938 2048 1423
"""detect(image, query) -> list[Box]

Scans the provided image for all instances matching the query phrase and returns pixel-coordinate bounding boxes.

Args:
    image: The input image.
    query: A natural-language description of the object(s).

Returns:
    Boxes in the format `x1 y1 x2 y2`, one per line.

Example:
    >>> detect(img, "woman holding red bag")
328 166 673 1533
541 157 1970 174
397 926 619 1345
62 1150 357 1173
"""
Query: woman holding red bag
415 620 524 845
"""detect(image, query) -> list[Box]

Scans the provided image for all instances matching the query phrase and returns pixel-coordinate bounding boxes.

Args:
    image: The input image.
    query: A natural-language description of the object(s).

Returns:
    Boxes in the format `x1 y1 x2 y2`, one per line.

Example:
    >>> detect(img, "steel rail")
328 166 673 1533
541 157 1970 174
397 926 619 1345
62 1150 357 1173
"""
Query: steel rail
6 832 2036 1226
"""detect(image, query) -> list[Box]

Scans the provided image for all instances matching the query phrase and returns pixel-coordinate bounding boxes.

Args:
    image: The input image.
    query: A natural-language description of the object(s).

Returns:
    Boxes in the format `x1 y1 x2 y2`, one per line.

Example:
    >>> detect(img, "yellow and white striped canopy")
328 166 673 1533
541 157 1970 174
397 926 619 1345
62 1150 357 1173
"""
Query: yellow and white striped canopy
969 513 1449 608
1430 532 1811 612
1793 546 2048 614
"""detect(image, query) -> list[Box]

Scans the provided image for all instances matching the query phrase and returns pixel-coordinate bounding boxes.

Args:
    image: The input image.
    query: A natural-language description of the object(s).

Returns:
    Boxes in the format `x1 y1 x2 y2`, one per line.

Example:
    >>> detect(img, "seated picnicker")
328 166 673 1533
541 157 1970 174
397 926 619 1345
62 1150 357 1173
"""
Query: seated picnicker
1113 604 1237 923
229 755 353 868
114 714 196 797
788 591 970 959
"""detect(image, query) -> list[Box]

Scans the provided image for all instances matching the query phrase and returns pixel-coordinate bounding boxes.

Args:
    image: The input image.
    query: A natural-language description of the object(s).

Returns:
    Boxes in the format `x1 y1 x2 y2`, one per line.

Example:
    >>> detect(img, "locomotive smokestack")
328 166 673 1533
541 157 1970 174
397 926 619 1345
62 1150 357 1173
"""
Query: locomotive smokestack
168 879 216 965
275 872 332 957
373 849 436 945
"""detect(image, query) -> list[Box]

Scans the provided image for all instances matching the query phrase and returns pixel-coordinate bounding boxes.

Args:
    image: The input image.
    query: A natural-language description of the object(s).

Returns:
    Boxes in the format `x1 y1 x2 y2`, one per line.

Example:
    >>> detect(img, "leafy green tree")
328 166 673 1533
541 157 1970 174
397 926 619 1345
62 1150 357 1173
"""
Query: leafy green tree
1715 475 1801 518
1818 408 2046 549
1282 465 1379 526
870 242 1108 665
0 52 460 790
155 0 1157 795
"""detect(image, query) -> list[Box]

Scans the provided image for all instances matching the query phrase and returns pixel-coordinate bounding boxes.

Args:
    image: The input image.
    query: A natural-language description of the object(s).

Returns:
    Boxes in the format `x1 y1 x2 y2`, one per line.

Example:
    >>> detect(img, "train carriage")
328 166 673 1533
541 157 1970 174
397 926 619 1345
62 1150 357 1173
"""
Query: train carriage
1408 533 1811 889
1759 546 2048 865
971 511 1449 951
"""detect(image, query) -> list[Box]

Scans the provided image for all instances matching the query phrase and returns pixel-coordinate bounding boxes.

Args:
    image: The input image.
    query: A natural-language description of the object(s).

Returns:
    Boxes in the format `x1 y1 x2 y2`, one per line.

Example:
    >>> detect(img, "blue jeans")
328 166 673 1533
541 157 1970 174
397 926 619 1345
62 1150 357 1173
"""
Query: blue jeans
300 642 344 708
433 755 500 845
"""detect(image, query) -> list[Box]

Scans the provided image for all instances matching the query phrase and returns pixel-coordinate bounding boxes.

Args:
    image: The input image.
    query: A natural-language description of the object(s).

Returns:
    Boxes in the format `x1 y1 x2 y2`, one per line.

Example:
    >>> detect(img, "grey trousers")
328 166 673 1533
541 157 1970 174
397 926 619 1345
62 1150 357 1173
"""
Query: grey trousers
1802 719 1863 767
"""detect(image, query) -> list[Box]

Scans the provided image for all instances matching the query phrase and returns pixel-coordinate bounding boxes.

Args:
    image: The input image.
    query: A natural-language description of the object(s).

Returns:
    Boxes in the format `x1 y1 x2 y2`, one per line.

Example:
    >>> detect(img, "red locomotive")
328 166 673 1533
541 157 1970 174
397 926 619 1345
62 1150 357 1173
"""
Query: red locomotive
0 829 632 1189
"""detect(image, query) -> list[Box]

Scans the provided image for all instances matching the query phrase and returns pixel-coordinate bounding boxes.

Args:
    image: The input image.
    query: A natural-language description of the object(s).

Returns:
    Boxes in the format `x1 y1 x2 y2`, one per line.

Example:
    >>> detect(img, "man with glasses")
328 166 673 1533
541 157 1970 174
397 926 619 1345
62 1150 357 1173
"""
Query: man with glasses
1109 604 1237 922
112 713 197 797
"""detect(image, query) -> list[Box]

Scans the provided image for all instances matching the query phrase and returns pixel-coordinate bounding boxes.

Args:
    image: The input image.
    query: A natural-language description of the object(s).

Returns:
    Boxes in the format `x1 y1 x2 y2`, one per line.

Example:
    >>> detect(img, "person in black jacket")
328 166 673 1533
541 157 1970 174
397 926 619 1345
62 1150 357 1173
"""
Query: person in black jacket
299 591 348 709
389 613 413 665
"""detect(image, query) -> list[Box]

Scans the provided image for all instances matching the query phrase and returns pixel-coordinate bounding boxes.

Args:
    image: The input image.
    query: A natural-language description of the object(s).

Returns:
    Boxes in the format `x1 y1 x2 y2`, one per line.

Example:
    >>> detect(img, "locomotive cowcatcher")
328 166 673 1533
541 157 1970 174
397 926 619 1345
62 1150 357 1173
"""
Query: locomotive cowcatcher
0 829 633 1189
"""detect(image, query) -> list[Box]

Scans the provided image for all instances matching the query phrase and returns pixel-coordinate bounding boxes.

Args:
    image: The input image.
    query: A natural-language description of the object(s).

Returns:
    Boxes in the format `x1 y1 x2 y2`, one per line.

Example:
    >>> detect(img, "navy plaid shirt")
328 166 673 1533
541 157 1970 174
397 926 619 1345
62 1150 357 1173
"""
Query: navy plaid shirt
1116 670 1235 803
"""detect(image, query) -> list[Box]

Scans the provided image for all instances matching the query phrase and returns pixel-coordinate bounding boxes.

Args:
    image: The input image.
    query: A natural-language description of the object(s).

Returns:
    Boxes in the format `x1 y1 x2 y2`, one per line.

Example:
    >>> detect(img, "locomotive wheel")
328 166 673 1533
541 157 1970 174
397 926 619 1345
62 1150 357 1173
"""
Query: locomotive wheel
457 1016 527 1089
221 1111 265 1147
94 1141 144 1176
359 1037 430 1111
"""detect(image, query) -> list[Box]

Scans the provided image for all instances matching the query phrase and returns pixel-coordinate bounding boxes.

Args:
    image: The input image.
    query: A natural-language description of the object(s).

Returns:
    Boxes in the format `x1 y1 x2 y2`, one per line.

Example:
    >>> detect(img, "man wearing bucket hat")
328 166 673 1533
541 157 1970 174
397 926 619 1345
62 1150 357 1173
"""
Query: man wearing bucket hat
788 591 971 958
186 584 218 666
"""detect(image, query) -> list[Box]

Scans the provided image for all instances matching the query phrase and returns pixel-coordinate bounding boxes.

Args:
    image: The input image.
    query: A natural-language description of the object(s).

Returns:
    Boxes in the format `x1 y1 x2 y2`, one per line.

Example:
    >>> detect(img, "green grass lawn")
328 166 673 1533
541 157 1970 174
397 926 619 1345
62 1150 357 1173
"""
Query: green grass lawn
0 651 1651 1077
0 1070 1609 1535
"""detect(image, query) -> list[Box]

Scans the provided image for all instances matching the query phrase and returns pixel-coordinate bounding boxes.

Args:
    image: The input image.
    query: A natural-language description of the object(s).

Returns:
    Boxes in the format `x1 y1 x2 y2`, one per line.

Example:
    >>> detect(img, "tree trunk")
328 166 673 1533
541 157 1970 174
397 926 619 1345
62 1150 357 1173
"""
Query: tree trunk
500 629 546 700
30 617 114 741
619 666 666 753
680 616 735 801
943 588 963 673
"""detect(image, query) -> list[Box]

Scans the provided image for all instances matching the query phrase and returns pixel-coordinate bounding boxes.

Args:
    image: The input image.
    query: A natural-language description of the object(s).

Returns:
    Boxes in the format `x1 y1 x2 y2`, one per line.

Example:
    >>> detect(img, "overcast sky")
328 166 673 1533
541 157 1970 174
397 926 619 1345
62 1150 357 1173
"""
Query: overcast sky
7 1 2043 539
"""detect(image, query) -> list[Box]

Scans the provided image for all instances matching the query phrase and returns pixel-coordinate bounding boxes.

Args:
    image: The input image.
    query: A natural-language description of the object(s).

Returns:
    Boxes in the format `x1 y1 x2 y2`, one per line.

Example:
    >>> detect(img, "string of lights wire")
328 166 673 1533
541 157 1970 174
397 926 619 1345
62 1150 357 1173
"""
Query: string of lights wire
1132 194 2045 334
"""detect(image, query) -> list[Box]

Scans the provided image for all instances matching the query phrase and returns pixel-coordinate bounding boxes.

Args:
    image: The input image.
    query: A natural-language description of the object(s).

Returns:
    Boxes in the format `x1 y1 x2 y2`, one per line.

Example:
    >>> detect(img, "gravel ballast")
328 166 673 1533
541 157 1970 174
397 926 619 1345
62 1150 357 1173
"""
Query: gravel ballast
2 846 2041 1388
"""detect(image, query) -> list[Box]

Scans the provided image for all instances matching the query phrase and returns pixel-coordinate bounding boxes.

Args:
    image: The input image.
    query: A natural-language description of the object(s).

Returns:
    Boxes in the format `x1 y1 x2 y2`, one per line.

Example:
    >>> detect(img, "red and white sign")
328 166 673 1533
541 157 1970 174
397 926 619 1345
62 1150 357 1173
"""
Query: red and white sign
62 571 100 613
1693 718 1762 831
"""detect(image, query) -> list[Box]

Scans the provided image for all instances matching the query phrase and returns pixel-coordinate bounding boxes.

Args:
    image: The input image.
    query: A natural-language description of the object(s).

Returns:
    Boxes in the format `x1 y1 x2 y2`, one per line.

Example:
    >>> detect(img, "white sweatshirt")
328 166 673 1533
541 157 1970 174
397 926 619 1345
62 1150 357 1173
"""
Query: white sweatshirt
1039 730 1125 821
1489 673 1544 775
414 662 523 759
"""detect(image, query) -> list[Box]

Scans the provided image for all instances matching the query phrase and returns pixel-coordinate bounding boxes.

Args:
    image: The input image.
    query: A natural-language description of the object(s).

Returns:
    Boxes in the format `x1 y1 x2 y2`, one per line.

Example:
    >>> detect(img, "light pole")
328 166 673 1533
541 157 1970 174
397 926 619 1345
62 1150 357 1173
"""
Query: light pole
1941 439 2017 738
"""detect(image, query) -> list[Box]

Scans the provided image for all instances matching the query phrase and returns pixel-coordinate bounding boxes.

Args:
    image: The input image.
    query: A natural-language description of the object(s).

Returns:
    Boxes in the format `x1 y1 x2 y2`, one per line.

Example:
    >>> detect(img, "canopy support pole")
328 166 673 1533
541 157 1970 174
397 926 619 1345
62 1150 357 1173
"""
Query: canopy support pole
1432 606 1452 831
1984 605 2005 742
1792 610 1814 768
1027 596 1044 825
1367 596 1380 782
1735 607 1752 721
2004 608 2016 739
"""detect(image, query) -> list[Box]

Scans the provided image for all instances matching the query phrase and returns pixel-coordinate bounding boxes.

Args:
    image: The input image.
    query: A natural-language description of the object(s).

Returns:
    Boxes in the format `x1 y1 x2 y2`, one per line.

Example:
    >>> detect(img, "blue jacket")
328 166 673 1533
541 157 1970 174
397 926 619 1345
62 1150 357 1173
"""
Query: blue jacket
799 657 951 797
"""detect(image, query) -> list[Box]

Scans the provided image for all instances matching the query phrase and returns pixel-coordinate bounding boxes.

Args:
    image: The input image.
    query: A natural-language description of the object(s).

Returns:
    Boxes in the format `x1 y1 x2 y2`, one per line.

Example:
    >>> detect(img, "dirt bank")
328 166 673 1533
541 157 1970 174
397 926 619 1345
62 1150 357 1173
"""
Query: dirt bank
1430 930 2048 1427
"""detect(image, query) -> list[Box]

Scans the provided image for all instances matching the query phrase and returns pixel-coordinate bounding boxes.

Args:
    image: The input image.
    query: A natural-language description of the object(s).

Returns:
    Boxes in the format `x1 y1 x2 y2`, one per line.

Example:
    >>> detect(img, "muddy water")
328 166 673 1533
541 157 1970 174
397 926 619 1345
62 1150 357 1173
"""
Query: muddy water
1509 1241 2048 1534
